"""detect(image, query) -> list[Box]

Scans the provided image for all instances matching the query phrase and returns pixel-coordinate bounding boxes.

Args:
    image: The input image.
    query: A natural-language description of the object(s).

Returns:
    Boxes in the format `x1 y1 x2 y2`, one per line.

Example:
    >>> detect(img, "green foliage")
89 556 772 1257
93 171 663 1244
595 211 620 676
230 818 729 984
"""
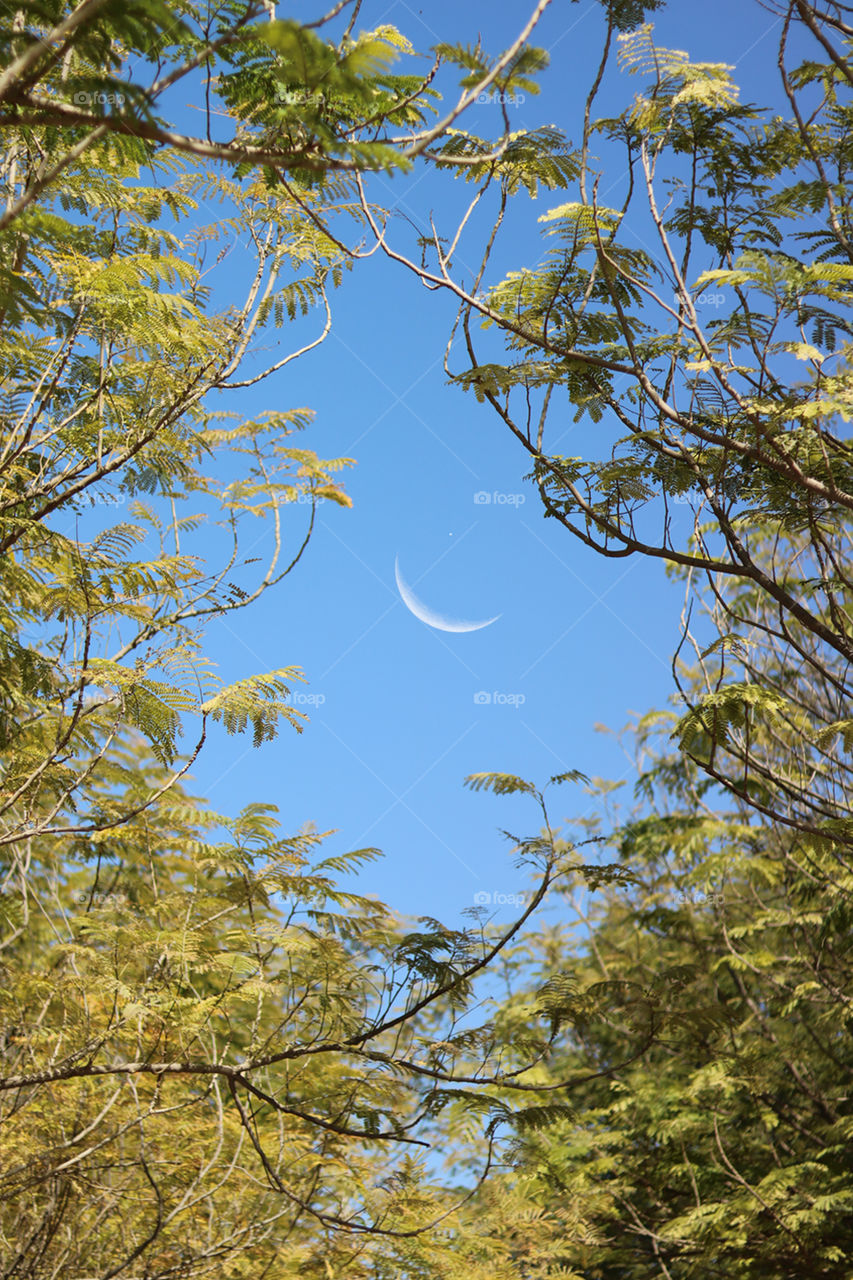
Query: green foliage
0 741 598 1276
0 4 617 1275
433 125 580 197
449 5 853 848
478 678 853 1275
433 8 853 1274
465 771 538 796
6 1 852 1277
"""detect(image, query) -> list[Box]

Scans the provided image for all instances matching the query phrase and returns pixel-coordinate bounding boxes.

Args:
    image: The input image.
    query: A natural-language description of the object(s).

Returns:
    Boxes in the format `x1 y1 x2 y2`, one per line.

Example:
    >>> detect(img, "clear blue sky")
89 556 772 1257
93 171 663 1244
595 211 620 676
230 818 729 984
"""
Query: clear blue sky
182 0 801 924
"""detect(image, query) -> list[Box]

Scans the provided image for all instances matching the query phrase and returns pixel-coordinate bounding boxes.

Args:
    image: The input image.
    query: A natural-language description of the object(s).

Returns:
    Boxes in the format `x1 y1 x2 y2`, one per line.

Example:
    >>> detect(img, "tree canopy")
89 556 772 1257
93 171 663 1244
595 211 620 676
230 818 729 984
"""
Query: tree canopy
0 2 601 1273
424 4 853 1274
1 1 852 1277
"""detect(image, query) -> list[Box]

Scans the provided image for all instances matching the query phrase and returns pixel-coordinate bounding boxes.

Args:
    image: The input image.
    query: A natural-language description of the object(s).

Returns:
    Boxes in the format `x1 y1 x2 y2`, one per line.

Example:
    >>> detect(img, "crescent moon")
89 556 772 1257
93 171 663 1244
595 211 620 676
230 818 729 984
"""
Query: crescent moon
394 556 500 633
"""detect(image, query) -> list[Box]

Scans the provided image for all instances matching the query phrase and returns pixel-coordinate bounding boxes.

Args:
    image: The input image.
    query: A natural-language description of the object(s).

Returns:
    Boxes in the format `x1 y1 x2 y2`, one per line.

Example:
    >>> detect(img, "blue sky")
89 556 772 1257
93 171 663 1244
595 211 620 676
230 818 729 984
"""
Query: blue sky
180 0 801 924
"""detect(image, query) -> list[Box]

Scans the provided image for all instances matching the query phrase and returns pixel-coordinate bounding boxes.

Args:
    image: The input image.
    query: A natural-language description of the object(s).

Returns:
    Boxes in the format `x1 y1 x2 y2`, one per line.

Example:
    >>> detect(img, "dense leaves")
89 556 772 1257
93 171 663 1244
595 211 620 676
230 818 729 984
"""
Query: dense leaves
427 5 853 1274
3 0 852 1276
0 3 615 1275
